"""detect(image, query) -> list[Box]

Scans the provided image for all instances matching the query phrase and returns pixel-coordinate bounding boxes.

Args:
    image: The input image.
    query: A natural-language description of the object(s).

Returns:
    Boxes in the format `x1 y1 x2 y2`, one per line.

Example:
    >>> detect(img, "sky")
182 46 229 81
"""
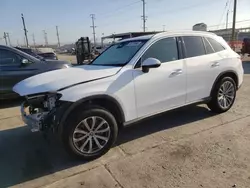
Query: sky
0 0 249 46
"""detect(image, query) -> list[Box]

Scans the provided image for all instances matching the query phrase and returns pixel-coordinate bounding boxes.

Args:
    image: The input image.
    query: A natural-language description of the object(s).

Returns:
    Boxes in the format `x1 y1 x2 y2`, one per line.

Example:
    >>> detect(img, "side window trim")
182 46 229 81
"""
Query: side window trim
203 37 215 52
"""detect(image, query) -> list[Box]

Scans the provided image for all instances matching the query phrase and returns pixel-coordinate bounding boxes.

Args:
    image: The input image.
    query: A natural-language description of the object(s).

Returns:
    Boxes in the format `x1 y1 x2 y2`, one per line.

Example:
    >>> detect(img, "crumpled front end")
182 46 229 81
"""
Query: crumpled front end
21 93 70 132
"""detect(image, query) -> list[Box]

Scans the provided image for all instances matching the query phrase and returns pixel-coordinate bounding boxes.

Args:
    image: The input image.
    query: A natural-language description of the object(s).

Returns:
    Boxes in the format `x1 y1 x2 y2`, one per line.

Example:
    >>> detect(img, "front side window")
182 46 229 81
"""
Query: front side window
206 37 225 52
142 37 179 63
183 36 206 58
0 49 21 66
91 40 147 66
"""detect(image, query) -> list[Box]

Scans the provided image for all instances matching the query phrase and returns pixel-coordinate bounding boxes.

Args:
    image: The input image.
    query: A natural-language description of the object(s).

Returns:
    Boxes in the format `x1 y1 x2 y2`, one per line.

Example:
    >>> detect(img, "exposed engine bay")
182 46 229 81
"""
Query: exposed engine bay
21 93 62 132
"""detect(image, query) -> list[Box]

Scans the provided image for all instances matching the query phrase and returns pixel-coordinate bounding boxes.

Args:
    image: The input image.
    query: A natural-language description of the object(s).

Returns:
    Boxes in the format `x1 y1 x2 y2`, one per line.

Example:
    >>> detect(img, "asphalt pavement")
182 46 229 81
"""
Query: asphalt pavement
0 62 250 188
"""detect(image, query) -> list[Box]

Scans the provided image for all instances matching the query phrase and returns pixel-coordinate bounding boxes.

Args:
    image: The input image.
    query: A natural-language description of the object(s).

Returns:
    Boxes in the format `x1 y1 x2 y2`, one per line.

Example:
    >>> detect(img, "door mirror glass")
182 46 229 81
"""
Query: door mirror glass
21 59 30 64
141 58 161 73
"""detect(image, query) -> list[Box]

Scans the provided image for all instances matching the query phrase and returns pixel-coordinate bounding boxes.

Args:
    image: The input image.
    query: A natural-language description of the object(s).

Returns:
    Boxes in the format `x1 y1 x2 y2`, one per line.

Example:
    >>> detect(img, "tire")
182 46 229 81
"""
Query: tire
62 105 118 160
207 77 236 113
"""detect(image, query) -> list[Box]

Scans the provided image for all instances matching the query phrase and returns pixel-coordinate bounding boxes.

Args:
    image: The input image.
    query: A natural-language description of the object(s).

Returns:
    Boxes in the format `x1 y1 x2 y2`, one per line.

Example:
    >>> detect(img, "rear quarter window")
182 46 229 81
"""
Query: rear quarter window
206 37 225 52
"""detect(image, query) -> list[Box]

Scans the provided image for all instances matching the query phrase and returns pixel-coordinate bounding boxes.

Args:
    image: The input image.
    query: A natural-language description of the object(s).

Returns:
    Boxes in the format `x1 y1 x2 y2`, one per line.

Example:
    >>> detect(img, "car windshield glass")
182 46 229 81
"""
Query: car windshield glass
91 40 147 66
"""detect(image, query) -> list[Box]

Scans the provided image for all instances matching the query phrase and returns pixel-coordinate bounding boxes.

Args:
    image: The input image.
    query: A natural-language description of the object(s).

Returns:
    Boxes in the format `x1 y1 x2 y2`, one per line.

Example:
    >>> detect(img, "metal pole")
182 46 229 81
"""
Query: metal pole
6 33 11 46
90 14 96 51
21 13 29 47
162 25 166 31
142 0 146 32
226 10 229 30
231 0 237 41
56 26 61 47
32 33 36 47
43 30 48 46
3 32 8 45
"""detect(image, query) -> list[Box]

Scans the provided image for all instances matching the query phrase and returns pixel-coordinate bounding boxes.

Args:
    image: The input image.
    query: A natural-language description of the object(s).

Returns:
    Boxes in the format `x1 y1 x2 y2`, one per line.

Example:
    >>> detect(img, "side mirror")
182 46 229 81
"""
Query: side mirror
141 58 161 73
21 59 29 64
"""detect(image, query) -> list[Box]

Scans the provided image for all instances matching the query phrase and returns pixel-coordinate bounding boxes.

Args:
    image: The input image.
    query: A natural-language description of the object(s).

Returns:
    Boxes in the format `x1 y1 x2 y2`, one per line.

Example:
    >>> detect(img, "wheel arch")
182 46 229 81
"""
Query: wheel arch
58 94 125 134
210 70 239 96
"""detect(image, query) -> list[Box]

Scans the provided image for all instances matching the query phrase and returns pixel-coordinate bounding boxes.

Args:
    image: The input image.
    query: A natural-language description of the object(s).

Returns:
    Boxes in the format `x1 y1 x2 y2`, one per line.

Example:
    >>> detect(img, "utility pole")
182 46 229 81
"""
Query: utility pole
56 26 60 47
231 0 237 41
6 33 11 46
226 10 229 30
43 30 48 46
142 0 146 32
3 32 8 45
21 13 29 47
32 33 36 47
17 39 19 46
90 14 96 50
162 25 166 31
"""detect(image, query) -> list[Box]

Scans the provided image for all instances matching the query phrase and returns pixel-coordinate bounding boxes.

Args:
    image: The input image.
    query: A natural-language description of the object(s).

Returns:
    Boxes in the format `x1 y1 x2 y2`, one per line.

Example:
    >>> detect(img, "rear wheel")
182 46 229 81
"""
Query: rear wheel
62 106 118 160
207 77 236 113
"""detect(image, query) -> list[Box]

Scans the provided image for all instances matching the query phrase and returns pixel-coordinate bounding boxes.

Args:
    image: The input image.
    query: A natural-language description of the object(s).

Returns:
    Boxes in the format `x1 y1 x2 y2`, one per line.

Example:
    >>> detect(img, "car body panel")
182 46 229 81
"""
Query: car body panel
13 65 122 96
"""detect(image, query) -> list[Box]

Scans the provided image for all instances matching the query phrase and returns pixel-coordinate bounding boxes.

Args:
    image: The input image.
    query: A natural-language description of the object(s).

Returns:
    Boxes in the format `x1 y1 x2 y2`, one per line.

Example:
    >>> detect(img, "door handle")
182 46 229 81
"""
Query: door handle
170 69 182 77
211 62 220 67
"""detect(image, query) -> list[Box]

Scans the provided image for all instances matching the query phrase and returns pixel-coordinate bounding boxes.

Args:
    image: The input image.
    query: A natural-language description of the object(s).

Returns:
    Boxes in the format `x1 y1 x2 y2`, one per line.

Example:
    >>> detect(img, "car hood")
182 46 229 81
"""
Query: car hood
13 65 121 96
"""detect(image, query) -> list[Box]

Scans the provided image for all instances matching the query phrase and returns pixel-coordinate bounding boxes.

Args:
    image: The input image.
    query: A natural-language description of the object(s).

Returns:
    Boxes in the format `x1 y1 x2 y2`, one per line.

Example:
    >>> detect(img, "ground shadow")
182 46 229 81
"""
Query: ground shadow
0 105 216 187
243 61 250 74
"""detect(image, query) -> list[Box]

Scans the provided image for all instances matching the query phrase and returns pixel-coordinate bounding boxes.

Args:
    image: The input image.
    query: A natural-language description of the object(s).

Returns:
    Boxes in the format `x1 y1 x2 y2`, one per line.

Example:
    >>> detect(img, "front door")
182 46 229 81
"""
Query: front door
133 37 186 118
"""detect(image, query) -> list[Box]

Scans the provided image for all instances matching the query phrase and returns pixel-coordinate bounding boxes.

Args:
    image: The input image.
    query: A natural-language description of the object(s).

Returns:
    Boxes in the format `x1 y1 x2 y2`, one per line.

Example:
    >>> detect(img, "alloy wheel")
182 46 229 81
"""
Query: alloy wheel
217 81 235 109
72 116 111 154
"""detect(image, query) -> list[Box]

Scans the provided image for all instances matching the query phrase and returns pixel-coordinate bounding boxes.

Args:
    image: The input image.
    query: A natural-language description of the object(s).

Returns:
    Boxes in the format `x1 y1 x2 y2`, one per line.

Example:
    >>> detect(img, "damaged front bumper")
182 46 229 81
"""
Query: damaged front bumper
21 102 48 132
21 99 72 133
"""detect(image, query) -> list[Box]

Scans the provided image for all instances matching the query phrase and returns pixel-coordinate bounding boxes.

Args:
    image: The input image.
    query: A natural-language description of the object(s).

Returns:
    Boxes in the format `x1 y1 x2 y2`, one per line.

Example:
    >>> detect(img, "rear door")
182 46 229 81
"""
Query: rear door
183 36 221 103
0 48 37 97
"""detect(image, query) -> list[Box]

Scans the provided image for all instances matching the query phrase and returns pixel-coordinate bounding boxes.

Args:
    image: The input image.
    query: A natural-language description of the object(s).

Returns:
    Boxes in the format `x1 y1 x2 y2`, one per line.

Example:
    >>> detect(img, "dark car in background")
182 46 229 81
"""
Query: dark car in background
0 45 71 99
38 52 58 60
15 47 58 60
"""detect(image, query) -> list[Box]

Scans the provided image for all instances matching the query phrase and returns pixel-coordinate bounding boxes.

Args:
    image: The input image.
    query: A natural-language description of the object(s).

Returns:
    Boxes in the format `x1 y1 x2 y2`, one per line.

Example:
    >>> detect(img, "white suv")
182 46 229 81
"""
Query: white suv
13 31 244 160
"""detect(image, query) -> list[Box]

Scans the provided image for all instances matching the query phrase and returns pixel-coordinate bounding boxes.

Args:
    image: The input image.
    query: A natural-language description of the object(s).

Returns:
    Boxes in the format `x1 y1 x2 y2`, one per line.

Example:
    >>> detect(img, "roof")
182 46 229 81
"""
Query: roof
118 31 217 43
102 31 161 40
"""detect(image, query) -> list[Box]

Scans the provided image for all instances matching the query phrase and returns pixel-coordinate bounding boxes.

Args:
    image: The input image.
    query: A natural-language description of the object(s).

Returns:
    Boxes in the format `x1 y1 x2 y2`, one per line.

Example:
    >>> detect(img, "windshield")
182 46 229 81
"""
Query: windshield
91 40 147 66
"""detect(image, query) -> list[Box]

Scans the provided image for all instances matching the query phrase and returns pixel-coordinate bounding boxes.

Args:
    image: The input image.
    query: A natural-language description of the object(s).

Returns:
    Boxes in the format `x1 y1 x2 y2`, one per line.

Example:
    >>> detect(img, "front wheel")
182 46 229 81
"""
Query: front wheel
62 106 118 160
207 77 236 113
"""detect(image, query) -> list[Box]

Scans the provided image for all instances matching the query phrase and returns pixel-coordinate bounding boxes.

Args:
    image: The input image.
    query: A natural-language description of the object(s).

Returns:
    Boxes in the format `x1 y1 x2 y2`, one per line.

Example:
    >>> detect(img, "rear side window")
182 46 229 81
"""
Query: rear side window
203 37 215 54
206 37 225 52
183 36 206 58
142 37 179 63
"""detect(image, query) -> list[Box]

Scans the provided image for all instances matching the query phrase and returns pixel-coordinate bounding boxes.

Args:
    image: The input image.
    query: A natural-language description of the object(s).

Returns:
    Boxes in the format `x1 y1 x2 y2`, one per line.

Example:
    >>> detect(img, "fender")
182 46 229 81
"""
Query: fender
57 94 125 135
210 70 238 96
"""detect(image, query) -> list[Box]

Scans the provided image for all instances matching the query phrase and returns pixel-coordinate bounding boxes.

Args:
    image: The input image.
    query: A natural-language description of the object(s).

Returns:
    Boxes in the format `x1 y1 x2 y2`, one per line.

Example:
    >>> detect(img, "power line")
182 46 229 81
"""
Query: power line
217 0 230 29
99 1 141 17
90 14 97 50
207 19 250 29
